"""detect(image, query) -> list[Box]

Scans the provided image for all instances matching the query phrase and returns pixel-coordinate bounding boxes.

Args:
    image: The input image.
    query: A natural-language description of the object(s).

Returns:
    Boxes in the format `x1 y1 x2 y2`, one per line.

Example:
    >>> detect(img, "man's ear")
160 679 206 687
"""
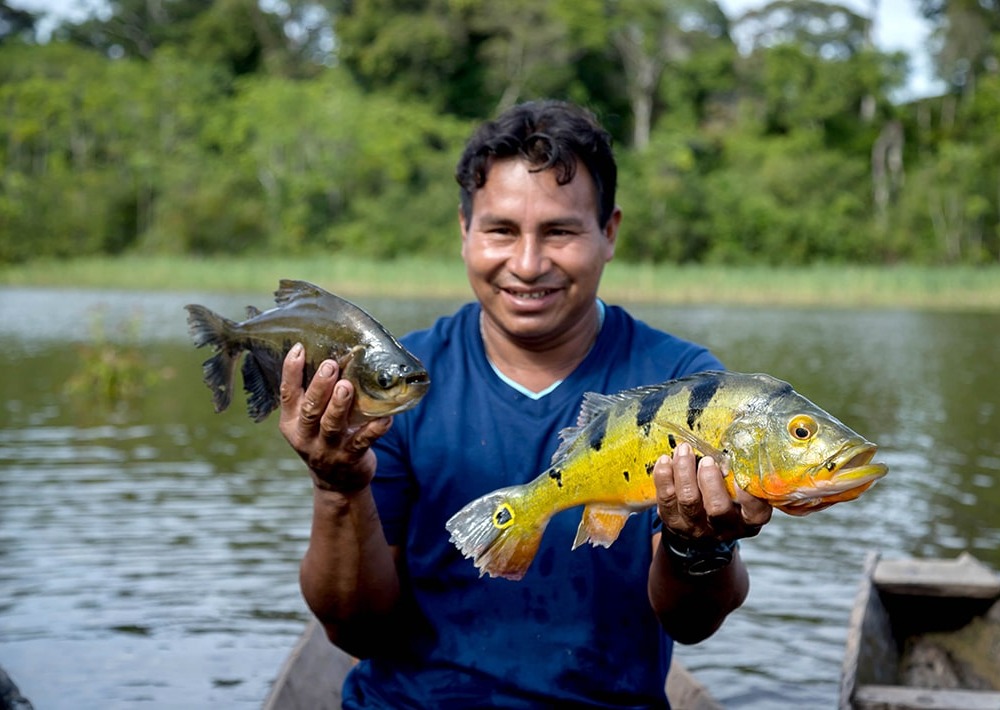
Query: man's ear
458 205 469 258
603 206 622 261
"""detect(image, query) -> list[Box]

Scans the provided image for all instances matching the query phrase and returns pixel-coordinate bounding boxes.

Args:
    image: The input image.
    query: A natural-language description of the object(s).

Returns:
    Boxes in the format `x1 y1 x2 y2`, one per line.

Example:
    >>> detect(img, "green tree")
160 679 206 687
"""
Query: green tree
0 1 37 44
919 0 1000 98
609 0 732 149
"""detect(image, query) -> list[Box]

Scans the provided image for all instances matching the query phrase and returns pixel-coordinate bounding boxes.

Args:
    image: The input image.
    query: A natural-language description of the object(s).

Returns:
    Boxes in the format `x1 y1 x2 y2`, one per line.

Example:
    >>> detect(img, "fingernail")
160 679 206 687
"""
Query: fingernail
676 443 691 456
318 361 334 377
290 342 303 357
701 456 715 468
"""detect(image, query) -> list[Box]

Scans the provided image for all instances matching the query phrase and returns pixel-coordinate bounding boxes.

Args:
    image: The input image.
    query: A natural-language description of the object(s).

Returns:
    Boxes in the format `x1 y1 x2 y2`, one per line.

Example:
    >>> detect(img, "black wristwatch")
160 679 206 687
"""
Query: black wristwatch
662 532 738 576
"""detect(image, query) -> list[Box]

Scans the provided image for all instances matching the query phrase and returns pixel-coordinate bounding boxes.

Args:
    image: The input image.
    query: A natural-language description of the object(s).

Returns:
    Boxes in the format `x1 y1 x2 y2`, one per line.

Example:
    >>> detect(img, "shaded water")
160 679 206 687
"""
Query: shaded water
1 287 998 708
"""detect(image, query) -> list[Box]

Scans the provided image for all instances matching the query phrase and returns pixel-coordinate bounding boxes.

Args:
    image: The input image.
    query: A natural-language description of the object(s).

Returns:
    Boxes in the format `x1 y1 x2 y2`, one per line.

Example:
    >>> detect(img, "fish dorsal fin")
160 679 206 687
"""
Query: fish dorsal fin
245 305 262 319
274 279 329 306
576 384 667 427
552 385 661 465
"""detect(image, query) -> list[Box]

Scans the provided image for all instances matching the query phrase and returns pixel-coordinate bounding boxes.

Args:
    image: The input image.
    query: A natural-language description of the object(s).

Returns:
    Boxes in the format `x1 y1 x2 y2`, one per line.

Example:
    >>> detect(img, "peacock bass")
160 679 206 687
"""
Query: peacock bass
445 371 887 580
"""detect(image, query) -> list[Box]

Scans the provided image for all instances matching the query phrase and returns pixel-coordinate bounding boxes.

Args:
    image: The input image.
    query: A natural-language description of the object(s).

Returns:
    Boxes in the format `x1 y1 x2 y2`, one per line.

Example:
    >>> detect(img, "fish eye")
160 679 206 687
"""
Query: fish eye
788 415 818 441
377 371 397 389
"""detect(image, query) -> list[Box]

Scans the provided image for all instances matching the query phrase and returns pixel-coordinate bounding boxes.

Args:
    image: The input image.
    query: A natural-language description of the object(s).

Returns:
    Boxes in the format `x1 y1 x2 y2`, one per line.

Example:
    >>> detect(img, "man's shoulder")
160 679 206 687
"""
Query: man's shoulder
601 304 723 376
401 302 478 352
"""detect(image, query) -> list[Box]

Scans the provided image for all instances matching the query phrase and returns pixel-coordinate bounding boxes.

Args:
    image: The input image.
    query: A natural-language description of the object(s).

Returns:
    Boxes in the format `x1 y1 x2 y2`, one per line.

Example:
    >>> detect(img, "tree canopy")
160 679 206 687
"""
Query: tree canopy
1 0 998 265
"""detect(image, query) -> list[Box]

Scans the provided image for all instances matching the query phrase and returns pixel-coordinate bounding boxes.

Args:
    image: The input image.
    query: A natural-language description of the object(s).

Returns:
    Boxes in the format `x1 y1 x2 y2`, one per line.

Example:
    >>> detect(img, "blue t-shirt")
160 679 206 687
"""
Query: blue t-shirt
342 302 723 709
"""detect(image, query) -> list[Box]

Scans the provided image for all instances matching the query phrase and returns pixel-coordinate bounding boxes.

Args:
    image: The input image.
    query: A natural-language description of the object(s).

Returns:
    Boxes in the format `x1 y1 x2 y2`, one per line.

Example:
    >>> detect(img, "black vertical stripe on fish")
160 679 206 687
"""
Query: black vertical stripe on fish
588 409 610 452
686 375 722 430
636 386 671 433
549 468 564 487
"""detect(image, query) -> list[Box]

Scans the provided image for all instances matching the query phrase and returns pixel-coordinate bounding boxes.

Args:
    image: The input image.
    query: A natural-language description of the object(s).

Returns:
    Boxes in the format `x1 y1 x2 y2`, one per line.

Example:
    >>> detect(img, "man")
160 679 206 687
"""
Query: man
279 100 772 708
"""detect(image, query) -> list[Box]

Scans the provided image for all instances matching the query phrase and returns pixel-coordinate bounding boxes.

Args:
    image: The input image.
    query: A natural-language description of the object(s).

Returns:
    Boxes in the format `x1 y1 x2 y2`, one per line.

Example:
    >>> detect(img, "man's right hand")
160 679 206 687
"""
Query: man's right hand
279 343 392 493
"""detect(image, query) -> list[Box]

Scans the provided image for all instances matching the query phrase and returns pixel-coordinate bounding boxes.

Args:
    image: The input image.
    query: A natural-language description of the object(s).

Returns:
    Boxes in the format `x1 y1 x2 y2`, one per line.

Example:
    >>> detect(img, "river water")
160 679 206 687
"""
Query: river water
1 286 998 709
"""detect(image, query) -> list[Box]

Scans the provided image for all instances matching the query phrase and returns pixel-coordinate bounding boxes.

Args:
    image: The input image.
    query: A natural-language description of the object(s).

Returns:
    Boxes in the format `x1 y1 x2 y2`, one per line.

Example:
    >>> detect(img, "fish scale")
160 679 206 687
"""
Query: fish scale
446 371 888 581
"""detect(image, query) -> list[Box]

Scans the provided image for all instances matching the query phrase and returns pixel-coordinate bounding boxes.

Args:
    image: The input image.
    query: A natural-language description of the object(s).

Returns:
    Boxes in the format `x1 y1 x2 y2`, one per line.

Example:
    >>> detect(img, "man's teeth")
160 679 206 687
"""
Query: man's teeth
510 290 552 299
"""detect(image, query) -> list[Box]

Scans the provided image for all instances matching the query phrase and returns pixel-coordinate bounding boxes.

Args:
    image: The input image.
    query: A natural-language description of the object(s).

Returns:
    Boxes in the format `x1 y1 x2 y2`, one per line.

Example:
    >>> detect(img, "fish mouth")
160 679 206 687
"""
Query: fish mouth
778 443 888 515
819 443 888 485
404 371 431 387
357 372 430 417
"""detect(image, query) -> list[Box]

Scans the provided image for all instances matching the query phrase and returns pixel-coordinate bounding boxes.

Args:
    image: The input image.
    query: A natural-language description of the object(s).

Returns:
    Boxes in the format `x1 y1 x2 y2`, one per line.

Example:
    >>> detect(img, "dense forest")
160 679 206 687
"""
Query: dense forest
1 0 998 265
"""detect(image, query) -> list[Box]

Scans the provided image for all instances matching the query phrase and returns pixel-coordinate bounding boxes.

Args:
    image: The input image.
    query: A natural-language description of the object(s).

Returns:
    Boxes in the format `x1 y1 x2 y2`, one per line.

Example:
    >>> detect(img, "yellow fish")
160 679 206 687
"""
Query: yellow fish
445 371 887 580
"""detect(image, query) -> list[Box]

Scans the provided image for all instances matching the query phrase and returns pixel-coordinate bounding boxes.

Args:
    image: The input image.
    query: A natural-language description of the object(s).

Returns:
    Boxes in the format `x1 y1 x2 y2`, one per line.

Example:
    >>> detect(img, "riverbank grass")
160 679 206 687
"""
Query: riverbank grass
3 255 999 311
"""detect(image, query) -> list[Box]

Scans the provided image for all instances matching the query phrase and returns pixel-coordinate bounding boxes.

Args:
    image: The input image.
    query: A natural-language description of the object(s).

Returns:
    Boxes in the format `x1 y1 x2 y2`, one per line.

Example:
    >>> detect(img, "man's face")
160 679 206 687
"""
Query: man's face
460 158 620 350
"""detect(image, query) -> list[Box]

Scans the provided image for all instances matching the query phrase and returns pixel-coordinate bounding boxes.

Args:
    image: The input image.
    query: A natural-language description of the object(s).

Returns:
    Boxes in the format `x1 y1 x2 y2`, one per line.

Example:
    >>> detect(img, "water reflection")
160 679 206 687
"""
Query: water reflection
0 288 997 708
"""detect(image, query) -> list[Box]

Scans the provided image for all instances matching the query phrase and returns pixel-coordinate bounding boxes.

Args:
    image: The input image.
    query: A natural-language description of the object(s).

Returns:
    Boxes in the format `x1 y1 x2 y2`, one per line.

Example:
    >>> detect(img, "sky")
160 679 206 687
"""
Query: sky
10 0 943 99
716 0 943 98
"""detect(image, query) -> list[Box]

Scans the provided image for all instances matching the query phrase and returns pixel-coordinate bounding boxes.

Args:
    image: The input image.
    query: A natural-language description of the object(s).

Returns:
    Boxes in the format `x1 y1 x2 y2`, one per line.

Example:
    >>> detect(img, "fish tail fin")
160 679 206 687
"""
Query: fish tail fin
184 304 240 413
445 486 548 581
572 505 633 550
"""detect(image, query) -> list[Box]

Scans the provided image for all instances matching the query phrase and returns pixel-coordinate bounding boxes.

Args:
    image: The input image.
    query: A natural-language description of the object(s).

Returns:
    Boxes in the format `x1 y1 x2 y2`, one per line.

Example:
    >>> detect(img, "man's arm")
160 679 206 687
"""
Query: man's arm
648 443 772 644
279 344 402 657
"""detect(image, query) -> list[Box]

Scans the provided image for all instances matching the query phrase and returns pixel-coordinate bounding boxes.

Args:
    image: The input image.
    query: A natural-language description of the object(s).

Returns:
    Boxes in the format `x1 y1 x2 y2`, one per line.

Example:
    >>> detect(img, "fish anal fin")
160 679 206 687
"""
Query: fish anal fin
572 505 633 550
241 350 282 422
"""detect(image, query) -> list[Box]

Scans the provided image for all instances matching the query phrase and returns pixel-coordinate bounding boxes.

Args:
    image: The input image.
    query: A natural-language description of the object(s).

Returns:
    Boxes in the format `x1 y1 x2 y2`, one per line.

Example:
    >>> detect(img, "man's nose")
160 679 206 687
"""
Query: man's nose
509 235 549 279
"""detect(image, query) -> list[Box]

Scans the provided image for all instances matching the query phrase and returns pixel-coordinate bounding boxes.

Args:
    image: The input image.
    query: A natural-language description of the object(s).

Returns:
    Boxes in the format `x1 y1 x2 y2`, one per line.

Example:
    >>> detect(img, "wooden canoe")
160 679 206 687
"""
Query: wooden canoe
263 618 722 710
839 551 1000 710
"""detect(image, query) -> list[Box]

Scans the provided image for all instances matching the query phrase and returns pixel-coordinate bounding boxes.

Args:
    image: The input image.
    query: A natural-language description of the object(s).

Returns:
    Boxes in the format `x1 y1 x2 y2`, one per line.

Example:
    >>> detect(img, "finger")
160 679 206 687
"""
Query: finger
279 343 306 426
299 359 338 437
733 487 774 530
319 378 355 440
653 452 675 498
671 443 702 516
695 456 735 519
343 416 393 457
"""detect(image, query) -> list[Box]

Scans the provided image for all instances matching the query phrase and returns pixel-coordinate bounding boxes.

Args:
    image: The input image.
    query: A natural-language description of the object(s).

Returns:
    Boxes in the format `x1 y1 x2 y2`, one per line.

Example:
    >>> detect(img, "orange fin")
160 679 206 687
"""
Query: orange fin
572 505 633 550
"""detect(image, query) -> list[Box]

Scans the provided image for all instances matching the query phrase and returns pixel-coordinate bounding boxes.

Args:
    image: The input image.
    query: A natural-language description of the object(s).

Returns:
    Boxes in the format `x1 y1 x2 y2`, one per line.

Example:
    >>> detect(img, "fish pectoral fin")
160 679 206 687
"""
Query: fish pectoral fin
337 345 365 378
572 505 634 550
649 420 726 462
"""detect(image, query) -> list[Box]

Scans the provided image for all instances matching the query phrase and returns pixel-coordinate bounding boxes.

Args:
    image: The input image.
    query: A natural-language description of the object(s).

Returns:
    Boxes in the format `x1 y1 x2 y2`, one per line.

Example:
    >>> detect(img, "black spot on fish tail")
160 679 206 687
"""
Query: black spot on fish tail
549 468 563 487
622 470 630 482
636 386 670 432
588 410 609 452
668 434 677 450
645 461 655 476
686 375 721 430
494 507 513 526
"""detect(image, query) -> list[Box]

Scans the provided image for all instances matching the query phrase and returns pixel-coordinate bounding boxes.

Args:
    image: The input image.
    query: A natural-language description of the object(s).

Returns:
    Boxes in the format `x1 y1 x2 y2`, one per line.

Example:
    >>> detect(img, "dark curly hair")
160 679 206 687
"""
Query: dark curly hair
455 100 617 229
